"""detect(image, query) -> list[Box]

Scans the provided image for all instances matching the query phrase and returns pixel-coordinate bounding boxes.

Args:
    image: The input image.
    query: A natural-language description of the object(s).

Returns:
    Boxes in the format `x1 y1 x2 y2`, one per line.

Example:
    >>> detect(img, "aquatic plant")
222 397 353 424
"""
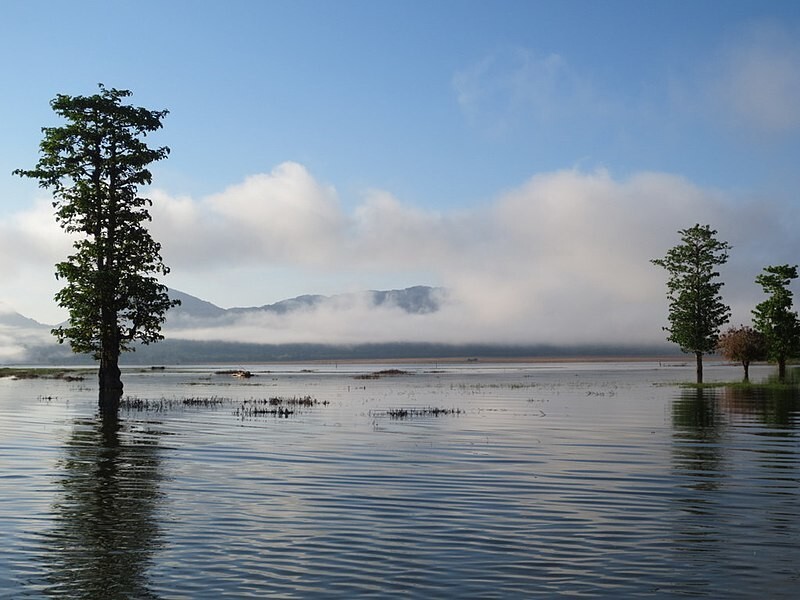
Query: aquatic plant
370 406 463 419
235 405 294 417
355 369 411 380
120 396 229 411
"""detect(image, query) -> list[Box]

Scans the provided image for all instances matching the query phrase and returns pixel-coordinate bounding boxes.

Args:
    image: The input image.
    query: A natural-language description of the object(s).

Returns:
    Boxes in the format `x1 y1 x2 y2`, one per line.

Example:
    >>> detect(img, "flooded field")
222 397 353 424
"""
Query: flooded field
1 361 799 597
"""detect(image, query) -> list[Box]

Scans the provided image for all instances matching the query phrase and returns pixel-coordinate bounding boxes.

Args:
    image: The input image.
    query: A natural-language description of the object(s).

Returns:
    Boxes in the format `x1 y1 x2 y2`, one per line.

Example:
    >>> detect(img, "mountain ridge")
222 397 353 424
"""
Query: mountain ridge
166 285 444 324
0 286 677 364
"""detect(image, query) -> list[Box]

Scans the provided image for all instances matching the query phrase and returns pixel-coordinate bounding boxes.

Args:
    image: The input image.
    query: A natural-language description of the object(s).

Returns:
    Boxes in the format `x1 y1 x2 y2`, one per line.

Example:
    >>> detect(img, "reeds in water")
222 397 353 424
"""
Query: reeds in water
120 396 229 412
370 406 463 419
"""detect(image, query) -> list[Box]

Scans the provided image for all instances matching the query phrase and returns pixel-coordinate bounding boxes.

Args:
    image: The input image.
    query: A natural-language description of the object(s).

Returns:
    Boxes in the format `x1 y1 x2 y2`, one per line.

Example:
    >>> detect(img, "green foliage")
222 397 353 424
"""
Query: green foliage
752 264 800 374
14 84 179 362
651 224 731 355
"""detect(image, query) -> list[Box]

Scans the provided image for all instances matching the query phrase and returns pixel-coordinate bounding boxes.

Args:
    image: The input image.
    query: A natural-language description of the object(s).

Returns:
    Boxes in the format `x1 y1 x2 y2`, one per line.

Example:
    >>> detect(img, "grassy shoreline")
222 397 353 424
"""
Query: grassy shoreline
0 367 92 381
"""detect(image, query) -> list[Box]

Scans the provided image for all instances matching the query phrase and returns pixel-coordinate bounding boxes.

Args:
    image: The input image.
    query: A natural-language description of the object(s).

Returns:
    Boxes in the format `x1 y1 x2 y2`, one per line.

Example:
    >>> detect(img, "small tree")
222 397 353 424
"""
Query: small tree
651 224 731 383
716 325 767 382
752 264 800 381
14 85 179 412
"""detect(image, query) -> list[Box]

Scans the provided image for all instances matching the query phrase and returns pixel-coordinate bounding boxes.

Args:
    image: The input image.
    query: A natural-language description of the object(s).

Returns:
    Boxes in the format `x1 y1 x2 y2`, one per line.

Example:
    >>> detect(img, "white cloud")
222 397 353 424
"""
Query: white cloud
151 164 793 347
1 162 794 348
0 199 72 324
149 162 345 267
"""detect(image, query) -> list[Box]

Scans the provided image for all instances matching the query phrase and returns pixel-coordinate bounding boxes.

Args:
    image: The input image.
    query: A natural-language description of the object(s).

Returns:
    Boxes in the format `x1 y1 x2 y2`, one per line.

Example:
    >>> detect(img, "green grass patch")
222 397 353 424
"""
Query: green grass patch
678 380 800 391
0 367 90 381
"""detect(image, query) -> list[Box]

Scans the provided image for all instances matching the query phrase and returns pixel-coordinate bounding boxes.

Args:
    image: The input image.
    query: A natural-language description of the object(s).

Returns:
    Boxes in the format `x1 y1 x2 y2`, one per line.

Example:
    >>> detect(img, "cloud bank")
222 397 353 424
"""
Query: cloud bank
142 163 795 348
2 162 797 350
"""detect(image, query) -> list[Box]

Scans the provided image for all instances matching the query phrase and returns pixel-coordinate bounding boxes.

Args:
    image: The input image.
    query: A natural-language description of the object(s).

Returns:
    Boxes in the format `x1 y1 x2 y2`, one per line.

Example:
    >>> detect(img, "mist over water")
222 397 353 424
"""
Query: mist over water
1 361 799 597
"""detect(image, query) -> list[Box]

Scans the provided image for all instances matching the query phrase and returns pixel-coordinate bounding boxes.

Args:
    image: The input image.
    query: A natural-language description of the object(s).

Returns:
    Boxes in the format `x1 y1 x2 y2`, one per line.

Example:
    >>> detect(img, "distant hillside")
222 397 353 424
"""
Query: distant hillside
0 286 678 365
167 289 227 319
166 285 445 326
0 309 48 329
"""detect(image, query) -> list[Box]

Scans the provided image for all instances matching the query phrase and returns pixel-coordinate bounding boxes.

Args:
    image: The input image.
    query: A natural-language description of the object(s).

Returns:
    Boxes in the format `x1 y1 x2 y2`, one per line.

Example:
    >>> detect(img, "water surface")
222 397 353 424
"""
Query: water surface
1 361 798 597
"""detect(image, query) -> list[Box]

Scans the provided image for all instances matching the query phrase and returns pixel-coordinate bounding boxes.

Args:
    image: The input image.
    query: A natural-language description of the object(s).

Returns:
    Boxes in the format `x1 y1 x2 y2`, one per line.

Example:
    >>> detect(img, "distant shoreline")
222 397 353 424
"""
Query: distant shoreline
196 354 692 367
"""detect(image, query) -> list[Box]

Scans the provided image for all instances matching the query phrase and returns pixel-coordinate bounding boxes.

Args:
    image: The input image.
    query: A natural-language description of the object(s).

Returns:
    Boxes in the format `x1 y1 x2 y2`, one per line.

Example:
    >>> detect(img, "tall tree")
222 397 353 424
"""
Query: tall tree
14 85 178 412
651 224 731 383
716 325 767 382
752 264 800 381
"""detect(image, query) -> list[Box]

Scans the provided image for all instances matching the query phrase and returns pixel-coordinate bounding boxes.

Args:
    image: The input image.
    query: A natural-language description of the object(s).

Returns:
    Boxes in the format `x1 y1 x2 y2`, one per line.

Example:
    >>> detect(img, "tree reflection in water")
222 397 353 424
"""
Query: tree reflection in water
672 387 727 495
38 414 164 598
718 376 800 429
670 383 800 581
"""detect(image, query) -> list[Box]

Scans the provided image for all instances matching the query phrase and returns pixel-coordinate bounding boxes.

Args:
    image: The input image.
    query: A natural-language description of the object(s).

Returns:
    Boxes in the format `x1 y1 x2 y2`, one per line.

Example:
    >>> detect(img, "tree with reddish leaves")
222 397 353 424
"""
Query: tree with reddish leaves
716 325 767 382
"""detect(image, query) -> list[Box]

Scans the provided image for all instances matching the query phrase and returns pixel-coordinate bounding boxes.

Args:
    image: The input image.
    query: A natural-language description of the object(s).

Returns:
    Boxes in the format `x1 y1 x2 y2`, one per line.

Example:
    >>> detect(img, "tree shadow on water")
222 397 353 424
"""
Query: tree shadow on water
35 413 165 598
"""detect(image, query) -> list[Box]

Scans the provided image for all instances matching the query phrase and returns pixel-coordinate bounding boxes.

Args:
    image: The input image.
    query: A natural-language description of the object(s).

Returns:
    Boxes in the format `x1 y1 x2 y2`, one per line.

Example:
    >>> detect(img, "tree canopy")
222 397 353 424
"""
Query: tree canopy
651 224 731 383
14 84 178 411
716 325 767 382
752 264 800 381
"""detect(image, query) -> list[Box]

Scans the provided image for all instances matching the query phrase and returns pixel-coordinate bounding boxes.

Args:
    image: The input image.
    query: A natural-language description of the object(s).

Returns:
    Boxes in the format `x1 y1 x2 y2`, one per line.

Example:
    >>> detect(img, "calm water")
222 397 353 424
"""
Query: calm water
1 361 799 598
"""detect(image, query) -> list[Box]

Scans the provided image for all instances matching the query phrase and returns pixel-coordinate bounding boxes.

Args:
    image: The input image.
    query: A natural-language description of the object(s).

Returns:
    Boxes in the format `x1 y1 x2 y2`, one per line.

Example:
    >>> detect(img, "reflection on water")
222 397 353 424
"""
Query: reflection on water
672 388 727 493
720 382 800 428
2 363 800 597
35 415 164 598
670 383 800 595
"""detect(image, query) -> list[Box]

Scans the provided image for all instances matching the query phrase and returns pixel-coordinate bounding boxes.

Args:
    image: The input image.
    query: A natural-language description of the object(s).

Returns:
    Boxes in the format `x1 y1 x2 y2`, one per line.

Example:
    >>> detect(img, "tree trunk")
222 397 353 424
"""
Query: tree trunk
98 350 123 414
778 356 787 382
695 351 703 384
98 302 122 414
742 360 750 383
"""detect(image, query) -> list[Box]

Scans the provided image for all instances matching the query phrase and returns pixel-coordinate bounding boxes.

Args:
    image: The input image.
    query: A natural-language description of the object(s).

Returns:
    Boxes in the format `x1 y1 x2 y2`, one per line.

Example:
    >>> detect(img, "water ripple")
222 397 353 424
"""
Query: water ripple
1 363 799 597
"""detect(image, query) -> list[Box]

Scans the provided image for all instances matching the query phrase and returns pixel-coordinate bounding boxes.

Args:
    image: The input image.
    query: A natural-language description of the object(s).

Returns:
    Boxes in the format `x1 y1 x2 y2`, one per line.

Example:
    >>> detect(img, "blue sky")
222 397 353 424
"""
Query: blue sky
2 1 800 347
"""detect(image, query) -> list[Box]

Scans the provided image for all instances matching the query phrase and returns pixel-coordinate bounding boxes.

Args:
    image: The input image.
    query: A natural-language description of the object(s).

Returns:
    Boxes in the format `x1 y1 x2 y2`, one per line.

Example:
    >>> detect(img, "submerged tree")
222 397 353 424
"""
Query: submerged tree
716 325 767 382
14 85 179 412
752 264 800 381
651 224 731 383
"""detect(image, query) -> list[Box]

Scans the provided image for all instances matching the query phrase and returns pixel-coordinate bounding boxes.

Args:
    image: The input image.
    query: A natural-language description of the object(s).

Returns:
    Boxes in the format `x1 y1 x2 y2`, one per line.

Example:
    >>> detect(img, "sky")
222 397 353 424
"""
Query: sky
2 0 800 348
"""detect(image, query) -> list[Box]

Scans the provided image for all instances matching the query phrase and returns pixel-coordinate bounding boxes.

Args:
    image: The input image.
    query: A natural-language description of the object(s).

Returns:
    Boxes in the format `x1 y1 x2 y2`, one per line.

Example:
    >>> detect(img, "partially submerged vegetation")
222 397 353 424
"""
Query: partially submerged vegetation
235 396 329 418
0 367 88 381
370 406 463 419
118 393 330 418
120 396 229 411
355 369 411 380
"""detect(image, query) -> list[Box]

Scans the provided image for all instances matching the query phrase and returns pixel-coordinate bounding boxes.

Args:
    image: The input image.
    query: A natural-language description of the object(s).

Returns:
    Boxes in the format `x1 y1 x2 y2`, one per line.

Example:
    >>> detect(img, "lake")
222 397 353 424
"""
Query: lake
1 361 799 598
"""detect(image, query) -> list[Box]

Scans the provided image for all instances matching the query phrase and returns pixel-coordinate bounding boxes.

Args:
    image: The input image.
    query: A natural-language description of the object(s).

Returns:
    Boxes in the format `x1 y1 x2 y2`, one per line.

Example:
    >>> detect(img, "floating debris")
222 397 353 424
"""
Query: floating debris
216 369 253 378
